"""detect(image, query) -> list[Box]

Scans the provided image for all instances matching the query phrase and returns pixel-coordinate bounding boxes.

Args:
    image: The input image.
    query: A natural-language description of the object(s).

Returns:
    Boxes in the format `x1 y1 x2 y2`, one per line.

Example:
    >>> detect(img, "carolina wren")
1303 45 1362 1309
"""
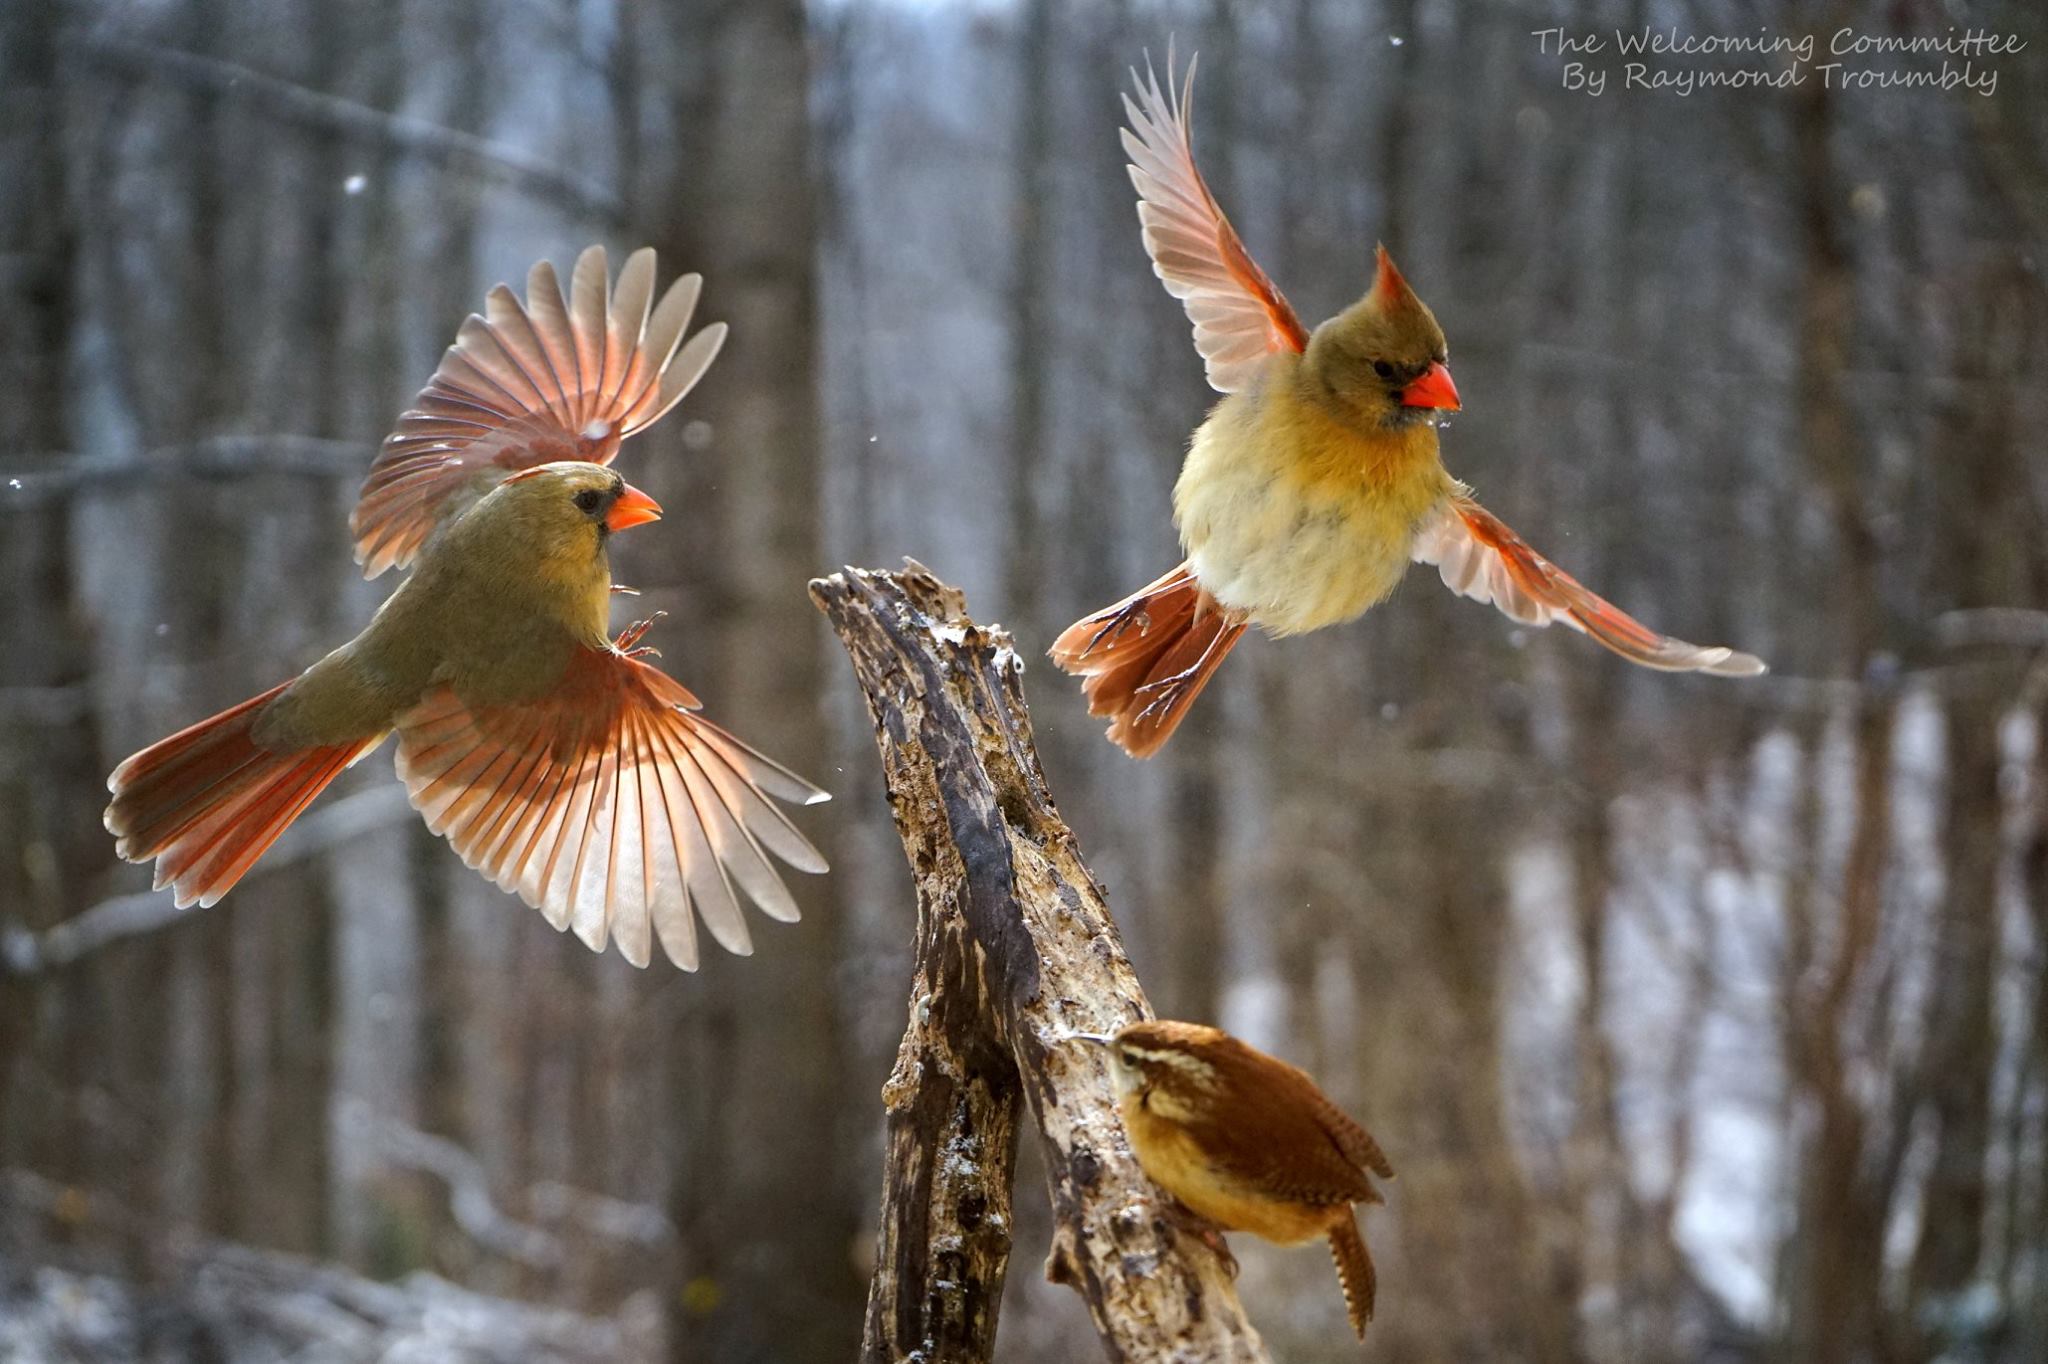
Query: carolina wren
1075 1019 1394 1340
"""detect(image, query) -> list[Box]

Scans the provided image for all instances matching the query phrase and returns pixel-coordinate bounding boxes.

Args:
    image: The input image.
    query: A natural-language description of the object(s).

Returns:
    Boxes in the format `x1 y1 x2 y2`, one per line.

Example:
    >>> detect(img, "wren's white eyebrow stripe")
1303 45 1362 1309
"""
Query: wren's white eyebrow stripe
1124 1045 1221 1083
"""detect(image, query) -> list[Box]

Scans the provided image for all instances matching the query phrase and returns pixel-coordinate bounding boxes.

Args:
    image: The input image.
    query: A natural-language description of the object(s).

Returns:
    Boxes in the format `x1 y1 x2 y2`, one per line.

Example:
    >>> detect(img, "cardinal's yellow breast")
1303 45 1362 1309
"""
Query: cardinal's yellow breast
1174 367 1455 637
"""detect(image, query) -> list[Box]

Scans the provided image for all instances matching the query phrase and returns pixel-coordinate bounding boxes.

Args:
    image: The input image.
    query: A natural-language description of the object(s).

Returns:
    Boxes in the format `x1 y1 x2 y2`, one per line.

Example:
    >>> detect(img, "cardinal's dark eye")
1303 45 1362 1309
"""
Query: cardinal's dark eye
1371 359 1395 380
573 488 604 514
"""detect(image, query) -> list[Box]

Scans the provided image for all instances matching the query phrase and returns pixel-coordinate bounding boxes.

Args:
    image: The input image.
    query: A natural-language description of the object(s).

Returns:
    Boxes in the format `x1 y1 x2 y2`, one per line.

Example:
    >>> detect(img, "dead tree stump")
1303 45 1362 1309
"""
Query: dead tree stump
810 562 1269 1364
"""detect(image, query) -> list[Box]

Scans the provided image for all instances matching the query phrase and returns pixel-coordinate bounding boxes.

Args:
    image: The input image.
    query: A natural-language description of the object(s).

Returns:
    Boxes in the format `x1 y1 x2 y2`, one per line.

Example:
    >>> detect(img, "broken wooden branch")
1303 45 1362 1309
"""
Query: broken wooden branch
811 561 1269 1364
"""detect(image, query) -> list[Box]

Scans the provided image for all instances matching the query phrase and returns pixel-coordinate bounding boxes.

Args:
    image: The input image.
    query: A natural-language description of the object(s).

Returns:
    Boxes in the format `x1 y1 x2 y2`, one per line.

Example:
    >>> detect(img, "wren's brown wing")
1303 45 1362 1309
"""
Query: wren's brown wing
1199 1102 1381 1211
1197 1045 1386 1210
391 625 828 970
351 246 727 577
1310 1089 1395 1188
1413 495 1767 676
1123 49 1310 393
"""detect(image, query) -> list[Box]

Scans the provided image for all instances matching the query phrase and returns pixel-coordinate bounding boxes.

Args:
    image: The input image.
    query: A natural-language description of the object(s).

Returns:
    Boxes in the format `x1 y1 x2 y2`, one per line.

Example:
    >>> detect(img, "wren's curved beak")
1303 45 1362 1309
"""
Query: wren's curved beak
605 482 663 532
1399 361 1461 411
1060 1032 1116 1047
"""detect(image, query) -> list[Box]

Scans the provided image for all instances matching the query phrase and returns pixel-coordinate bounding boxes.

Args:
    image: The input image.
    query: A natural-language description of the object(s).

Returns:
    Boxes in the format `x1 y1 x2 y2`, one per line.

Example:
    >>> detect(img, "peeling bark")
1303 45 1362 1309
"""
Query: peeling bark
813 562 1269 1364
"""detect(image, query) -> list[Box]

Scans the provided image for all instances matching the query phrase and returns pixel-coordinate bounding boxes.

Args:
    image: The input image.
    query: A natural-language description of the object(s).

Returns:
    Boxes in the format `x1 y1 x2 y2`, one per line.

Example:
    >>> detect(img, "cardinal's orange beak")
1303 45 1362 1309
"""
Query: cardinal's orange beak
1400 361 1461 411
605 483 663 532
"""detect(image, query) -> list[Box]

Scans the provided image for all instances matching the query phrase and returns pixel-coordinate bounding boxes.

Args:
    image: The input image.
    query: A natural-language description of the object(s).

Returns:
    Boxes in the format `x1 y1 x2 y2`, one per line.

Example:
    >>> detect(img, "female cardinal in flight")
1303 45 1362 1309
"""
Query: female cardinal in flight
105 247 828 969
1051 57 1764 757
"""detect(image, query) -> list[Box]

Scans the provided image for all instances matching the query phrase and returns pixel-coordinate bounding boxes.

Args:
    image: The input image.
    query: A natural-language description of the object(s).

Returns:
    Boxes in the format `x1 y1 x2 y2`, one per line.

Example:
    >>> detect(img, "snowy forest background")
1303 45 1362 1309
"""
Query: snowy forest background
4 0 2048 1360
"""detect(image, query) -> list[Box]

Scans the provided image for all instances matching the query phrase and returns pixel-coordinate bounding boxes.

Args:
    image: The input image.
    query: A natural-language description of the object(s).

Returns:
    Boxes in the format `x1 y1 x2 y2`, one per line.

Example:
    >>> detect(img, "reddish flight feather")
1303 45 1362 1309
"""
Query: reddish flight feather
1123 50 1310 393
351 245 727 577
1412 497 1767 676
1054 49 1765 762
107 247 828 968
393 623 829 971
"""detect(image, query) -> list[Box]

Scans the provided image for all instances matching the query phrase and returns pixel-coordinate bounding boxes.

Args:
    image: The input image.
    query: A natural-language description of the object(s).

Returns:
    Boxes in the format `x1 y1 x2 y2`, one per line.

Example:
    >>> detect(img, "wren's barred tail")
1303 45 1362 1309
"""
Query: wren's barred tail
1327 1210 1377 1339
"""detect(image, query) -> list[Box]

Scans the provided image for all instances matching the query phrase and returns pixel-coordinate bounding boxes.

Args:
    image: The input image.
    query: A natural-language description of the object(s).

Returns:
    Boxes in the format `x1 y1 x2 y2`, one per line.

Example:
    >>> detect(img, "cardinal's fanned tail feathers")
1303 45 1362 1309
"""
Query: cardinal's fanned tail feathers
105 682 383 908
1049 563 1246 758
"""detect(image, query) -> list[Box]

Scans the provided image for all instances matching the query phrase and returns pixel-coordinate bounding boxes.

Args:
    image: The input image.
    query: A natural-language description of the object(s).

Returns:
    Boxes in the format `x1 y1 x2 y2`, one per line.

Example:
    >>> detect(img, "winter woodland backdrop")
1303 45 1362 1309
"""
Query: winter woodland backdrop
4 0 2048 1361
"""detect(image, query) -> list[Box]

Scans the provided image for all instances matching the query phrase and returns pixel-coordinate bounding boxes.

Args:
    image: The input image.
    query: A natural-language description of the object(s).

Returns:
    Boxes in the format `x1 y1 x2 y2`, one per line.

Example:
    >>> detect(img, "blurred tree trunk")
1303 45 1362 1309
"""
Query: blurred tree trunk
1907 256 2037 1343
1352 784 1582 1364
1001 0 1052 631
0 0 94 1192
178 0 247 1251
2020 703 2048 1363
632 0 862 1357
410 0 483 1162
1778 55 1898 1364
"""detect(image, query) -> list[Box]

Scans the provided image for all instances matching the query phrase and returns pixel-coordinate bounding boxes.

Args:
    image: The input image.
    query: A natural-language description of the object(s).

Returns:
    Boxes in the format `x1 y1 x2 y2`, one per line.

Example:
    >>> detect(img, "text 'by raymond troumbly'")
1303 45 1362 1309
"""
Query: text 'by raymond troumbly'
1531 26 2025 98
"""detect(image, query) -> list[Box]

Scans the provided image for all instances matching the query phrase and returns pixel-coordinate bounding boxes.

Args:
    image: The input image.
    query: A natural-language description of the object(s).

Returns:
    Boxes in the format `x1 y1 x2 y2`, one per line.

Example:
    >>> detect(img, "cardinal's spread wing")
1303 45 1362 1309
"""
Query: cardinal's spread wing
1124 52 1309 393
352 245 727 577
1413 497 1767 676
392 628 828 970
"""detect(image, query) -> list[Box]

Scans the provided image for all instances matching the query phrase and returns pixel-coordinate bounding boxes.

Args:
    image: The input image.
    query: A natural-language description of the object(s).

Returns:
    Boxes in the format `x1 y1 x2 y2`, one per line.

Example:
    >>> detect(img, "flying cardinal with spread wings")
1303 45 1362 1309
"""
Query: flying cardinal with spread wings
1051 56 1765 757
106 247 828 969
